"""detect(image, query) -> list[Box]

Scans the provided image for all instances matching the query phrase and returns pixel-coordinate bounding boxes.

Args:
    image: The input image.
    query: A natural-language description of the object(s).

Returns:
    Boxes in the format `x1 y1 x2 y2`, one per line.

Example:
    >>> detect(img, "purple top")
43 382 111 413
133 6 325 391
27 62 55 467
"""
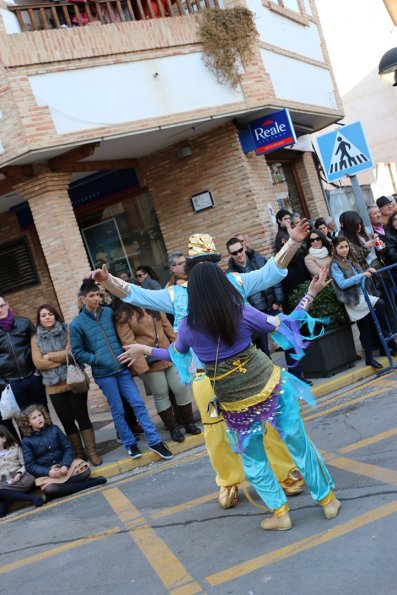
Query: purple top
152 305 278 364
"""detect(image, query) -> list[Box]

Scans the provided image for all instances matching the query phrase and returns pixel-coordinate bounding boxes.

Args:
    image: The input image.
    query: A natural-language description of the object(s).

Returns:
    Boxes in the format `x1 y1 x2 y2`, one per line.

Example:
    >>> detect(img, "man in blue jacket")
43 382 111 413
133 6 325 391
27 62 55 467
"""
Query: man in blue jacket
70 279 172 461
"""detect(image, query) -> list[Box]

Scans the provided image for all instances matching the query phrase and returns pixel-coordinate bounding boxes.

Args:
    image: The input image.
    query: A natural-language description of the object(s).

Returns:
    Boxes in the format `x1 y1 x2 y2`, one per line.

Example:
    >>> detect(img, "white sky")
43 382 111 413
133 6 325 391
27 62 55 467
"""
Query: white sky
315 0 396 96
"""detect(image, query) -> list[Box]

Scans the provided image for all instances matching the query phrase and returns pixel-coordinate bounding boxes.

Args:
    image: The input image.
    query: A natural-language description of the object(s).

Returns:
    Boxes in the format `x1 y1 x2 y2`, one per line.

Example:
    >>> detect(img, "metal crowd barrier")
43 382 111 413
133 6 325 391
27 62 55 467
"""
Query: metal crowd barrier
360 262 397 371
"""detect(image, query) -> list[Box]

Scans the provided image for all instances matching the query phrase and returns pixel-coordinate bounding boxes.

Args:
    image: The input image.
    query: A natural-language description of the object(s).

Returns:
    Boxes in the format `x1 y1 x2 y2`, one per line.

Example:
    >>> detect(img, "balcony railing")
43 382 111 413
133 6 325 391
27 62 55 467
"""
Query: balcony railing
8 0 219 32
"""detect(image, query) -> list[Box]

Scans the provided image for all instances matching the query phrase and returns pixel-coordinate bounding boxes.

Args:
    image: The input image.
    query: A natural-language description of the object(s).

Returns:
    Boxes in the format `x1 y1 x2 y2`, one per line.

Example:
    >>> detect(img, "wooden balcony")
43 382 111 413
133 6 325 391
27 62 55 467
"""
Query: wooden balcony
8 0 219 32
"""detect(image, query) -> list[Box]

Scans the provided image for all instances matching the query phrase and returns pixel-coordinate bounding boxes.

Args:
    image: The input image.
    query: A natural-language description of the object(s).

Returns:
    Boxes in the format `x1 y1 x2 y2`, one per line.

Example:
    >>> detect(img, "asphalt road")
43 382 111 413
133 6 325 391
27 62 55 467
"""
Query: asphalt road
1 371 397 595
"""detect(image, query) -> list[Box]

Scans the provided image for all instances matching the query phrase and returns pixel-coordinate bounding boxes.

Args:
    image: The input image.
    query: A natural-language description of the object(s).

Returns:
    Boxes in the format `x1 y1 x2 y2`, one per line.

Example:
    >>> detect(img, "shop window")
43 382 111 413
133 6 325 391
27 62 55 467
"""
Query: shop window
0 238 39 294
78 191 169 285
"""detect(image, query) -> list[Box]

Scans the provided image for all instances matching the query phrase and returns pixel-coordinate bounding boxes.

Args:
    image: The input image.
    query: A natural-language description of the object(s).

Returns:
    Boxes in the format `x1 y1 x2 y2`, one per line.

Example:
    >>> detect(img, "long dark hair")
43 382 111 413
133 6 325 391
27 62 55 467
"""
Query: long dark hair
36 304 64 327
387 211 397 235
339 211 370 244
187 262 244 345
113 298 161 323
0 424 19 448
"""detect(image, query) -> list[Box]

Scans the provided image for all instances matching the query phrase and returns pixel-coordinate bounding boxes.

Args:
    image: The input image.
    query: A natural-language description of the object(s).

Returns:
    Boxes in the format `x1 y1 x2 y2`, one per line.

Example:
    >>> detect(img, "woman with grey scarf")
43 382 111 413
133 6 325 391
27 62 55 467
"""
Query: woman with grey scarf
31 305 101 466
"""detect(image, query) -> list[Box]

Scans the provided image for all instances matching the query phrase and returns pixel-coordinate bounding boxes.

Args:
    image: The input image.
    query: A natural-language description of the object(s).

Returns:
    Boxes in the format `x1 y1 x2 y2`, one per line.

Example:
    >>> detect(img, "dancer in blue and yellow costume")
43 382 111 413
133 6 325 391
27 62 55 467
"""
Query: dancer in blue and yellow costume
119 263 341 530
92 225 309 508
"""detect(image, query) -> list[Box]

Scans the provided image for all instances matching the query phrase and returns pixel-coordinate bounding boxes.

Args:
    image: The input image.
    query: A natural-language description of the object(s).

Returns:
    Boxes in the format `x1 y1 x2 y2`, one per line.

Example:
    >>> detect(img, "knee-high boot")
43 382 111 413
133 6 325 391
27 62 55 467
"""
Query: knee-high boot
158 407 185 443
81 428 102 466
177 403 201 435
68 432 87 461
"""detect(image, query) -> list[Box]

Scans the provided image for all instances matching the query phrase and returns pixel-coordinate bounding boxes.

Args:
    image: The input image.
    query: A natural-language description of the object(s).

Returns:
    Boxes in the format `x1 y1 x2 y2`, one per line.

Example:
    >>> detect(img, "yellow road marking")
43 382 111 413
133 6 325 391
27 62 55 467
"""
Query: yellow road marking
151 491 218 520
104 488 204 594
0 527 120 575
338 428 397 454
328 456 397 485
304 387 389 421
205 501 397 587
0 451 207 526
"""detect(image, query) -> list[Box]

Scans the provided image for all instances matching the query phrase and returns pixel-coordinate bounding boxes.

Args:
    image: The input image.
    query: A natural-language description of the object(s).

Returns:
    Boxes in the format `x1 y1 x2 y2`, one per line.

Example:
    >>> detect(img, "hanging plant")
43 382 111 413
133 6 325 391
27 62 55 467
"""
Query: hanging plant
198 7 257 89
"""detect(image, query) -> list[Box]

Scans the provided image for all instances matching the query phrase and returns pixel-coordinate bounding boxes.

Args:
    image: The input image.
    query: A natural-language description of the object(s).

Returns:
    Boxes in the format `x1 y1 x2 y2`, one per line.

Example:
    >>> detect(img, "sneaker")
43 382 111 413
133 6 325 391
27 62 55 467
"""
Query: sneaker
116 433 122 445
148 441 173 460
127 444 142 459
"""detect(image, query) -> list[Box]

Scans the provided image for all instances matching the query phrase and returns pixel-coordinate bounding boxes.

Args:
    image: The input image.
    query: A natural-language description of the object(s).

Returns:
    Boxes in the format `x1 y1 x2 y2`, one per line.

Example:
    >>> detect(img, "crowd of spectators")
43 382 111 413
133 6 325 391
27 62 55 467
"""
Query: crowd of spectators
1 194 397 517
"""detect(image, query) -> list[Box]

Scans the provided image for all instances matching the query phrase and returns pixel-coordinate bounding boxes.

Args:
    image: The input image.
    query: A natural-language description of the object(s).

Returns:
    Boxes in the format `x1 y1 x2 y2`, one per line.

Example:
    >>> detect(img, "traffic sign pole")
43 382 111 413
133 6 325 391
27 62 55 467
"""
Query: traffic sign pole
349 175 372 235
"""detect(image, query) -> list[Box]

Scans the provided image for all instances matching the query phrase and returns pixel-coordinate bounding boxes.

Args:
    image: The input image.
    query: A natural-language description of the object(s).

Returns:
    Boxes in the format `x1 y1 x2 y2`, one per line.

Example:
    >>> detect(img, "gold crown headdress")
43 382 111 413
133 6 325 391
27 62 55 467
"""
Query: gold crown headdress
187 234 220 258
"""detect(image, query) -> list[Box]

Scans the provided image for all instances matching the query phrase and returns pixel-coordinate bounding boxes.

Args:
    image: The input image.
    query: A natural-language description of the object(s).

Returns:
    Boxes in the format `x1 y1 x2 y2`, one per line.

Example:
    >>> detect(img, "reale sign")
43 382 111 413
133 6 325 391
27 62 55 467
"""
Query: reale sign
248 109 297 156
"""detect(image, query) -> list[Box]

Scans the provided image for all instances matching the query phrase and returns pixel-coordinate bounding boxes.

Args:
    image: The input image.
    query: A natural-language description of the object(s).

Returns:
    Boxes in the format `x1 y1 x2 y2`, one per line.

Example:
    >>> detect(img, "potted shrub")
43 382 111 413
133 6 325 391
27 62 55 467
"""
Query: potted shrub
289 281 357 377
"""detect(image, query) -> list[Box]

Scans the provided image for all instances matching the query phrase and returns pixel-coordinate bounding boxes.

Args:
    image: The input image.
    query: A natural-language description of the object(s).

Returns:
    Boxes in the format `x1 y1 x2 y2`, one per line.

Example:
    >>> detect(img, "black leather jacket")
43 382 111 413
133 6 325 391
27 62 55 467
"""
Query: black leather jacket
0 316 36 385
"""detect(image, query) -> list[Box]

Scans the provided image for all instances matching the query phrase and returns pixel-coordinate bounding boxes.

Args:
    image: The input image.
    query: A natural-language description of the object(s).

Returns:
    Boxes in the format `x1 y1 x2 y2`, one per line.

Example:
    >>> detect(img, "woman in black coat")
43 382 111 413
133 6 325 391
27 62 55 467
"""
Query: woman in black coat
384 211 397 265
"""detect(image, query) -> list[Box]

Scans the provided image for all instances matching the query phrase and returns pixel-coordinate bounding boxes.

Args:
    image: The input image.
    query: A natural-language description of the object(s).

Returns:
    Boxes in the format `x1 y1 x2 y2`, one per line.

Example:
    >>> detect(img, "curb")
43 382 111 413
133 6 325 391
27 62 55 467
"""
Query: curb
92 359 391 480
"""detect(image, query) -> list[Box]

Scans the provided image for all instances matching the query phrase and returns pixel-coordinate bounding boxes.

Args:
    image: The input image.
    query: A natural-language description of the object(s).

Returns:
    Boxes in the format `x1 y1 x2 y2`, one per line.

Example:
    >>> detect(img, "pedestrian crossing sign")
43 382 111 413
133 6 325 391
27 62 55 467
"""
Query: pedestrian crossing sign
315 121 374 182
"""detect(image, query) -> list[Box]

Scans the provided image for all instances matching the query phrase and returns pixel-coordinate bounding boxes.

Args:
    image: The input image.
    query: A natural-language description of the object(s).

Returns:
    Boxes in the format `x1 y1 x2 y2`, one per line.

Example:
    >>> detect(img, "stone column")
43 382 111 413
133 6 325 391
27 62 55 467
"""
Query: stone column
15 166 91 322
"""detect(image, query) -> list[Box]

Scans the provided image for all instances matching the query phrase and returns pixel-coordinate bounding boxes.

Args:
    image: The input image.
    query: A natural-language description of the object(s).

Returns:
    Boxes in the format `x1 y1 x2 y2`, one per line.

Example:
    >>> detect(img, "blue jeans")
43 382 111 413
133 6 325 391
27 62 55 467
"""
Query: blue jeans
95 368 161 449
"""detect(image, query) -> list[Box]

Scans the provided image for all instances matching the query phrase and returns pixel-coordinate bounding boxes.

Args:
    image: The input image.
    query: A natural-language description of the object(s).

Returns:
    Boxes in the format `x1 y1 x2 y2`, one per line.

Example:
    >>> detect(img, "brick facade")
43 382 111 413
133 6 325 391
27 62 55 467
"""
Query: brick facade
0 210 57 319
143 122 326 261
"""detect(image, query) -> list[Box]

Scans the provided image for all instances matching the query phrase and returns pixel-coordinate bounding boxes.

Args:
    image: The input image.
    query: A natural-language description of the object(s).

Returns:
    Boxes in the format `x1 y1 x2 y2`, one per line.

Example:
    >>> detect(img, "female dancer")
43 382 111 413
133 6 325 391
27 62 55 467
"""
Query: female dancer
119 263 340 531
20 405 106 501
31 304 101 465
0 424 44 517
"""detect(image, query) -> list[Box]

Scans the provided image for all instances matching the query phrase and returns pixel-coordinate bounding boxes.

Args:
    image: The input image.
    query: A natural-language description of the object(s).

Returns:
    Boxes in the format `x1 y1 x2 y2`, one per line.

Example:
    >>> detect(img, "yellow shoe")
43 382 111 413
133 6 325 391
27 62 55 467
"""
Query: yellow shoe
260 512 292 531
280 468 304 496
322 498 341 520
218 485 238 509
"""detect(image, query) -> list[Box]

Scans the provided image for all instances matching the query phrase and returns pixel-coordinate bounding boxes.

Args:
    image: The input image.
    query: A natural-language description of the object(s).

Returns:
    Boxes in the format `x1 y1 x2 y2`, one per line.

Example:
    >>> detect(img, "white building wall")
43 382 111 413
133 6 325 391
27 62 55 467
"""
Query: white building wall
246 0 324 62
29 52 243 134
260 49 337 109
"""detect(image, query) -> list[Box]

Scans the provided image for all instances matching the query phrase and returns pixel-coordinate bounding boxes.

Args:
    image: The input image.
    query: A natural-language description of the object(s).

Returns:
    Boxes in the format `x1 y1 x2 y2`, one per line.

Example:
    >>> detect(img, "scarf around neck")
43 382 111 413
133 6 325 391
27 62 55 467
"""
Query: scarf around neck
36 321 68 385
0 308 15 332
309 246 329 259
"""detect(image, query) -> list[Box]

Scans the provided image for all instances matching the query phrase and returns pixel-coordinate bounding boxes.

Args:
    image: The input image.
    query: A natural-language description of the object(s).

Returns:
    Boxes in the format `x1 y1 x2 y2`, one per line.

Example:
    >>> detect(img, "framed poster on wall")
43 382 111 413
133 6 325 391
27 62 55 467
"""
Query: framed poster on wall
82 218 132 276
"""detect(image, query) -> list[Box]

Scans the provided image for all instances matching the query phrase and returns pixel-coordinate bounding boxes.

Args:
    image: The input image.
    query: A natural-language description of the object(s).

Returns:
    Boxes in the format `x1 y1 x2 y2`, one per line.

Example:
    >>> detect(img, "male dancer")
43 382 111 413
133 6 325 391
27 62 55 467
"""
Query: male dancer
90 221 309 508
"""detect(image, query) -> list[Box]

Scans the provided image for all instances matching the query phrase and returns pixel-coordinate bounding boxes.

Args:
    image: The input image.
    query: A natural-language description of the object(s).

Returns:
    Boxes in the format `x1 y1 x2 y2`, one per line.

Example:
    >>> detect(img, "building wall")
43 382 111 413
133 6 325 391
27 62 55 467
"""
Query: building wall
143 122 326 262
0 211 58 319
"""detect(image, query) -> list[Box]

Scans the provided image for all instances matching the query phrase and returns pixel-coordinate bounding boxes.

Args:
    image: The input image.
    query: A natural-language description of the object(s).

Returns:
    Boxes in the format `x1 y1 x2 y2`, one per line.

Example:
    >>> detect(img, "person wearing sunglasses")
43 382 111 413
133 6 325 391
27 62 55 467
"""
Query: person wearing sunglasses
304 229 332 277
134 266 162 290
226 237 284 357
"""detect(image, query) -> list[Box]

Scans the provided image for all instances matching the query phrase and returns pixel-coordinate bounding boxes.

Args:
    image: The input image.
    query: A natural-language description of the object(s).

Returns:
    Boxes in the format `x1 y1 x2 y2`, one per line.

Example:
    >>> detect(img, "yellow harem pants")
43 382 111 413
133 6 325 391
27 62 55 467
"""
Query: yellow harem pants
192 373 298 487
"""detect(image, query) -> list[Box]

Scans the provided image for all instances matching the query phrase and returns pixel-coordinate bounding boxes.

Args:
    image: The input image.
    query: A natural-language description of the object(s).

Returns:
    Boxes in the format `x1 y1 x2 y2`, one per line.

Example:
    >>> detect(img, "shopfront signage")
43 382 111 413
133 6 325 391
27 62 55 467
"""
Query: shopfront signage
248 109 297 156
315 121 374 182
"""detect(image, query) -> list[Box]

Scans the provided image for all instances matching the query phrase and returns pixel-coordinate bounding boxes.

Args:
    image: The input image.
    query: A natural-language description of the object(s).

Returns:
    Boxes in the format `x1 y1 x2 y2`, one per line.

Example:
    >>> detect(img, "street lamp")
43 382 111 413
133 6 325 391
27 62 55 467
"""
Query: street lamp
379 47 397 85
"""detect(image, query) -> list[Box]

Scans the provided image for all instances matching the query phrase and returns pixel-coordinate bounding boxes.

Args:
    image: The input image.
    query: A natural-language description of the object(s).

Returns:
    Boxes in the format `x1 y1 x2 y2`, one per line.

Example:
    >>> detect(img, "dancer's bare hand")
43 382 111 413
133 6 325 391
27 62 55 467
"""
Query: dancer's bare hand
308 268 332 297
287 218 309 243
118 344 149 366
87 264 110 283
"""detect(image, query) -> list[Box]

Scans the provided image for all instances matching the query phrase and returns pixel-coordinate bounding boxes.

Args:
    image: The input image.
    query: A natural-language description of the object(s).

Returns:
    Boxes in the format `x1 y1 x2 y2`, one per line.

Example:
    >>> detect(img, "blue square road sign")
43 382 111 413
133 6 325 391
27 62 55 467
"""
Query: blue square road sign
315 121 374 183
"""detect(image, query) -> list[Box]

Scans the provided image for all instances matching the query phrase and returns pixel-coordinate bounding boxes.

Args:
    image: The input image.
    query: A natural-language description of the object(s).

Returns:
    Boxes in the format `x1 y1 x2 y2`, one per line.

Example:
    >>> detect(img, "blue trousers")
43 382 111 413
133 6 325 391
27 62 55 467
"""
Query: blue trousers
95 368 161 449
238 372 334 511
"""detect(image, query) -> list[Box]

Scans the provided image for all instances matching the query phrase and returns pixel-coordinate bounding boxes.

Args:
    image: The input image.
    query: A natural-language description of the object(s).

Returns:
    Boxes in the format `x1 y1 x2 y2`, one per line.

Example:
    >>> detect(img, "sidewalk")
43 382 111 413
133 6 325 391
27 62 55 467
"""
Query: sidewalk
73 335 394 480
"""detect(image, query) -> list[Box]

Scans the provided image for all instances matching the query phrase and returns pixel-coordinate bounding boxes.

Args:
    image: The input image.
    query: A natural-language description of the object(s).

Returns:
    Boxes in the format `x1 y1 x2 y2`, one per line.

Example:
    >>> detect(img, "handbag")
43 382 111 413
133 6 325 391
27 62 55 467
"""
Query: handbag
0 384 21 420
66 350 90 394
144 315 161 366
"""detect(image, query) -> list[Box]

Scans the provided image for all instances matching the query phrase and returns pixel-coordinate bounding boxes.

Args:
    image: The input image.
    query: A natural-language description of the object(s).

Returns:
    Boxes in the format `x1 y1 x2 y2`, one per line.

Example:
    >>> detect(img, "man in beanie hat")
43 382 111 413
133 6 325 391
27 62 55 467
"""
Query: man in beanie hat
376 195 395 226
90 221 309 508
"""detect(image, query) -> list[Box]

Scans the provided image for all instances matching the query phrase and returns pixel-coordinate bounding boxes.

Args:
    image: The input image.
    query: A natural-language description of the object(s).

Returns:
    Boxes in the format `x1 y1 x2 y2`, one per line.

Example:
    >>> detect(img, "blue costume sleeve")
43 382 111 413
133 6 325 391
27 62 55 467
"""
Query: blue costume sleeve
331 263 362 289
122 284 174 314
240 258 287 297
272 308 329 362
